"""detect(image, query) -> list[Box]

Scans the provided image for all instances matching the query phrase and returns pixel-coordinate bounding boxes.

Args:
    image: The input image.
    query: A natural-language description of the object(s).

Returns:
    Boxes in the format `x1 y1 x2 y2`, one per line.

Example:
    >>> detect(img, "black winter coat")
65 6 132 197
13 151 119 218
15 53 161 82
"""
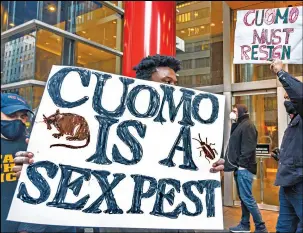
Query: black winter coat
224 115 258 175
275 70 303 187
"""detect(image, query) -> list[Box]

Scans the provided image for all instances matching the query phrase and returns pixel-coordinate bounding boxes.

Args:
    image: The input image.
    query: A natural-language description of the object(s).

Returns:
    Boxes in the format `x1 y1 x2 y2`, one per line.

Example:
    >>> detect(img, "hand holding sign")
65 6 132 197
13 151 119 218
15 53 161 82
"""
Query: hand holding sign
270 59 283 74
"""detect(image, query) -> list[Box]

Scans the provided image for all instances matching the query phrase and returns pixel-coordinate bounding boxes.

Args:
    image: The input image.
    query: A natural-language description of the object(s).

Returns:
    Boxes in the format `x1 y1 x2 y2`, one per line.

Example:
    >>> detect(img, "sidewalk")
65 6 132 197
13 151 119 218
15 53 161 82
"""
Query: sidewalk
223 206 278 232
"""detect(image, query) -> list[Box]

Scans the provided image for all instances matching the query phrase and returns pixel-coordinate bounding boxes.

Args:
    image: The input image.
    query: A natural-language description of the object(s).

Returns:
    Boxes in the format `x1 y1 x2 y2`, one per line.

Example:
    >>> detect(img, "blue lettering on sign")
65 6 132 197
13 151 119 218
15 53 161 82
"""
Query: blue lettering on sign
17 162 221 218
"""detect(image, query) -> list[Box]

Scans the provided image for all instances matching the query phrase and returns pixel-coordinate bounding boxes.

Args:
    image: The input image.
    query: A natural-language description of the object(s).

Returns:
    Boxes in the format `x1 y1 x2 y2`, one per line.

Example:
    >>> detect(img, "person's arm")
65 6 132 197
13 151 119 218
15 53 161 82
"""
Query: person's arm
270 59 303 118
239 124 257 168
277 70 303 118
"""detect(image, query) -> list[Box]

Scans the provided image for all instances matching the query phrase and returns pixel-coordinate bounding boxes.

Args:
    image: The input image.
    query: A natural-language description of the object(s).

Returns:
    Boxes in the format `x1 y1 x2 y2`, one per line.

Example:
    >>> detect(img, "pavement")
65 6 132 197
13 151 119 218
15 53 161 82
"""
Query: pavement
223 206 278 232
83 206 279 233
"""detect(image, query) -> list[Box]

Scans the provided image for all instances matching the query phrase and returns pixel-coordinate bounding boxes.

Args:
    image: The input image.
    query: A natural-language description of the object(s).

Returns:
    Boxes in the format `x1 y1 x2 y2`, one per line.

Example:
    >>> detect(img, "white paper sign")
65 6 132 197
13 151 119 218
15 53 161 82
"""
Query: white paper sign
233 6 303 64
8 66 225 230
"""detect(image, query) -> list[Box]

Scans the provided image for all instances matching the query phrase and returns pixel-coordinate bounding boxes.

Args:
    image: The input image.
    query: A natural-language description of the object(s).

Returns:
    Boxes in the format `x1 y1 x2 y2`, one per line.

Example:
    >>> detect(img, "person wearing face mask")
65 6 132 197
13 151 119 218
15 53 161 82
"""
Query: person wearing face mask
1 93 34 232
1 93 76 233
269 59 303 233
224 104 268 233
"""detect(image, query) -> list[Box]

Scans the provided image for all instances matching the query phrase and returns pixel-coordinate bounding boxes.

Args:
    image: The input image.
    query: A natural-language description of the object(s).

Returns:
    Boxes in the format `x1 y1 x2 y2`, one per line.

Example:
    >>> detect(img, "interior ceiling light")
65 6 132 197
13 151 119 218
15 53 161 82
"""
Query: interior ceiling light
211 23 215 27
9 22 15 27
48 5 56 12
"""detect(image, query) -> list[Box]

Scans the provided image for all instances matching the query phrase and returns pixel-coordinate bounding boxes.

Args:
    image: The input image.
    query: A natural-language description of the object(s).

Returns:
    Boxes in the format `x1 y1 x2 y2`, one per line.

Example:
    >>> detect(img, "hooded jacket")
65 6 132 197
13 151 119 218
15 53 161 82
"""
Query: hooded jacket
274 70 303 187
224 104 258 174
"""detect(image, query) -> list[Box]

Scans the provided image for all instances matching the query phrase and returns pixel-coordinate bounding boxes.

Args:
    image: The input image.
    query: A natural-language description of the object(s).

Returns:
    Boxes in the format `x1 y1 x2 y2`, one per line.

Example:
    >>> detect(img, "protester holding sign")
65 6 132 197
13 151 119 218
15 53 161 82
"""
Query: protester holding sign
269 59 303 233
0 93 76 233
12 55 225 233
9 54 225 231
1 93 33 232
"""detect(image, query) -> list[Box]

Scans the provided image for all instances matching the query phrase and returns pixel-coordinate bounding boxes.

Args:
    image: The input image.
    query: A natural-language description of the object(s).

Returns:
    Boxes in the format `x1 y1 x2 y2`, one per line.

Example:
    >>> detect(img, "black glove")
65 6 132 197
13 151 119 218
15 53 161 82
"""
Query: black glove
271 147 280 161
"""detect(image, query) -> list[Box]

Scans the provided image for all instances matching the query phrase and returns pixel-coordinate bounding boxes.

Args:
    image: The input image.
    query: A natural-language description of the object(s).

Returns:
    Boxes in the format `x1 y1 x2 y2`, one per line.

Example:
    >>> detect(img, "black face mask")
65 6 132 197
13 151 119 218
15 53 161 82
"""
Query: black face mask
284 101 297 115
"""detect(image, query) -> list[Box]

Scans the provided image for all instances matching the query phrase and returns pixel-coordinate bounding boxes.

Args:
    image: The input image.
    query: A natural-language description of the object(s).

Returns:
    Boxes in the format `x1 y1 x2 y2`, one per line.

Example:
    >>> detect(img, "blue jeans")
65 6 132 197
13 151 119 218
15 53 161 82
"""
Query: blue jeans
234 169 266 230
276 181 303 233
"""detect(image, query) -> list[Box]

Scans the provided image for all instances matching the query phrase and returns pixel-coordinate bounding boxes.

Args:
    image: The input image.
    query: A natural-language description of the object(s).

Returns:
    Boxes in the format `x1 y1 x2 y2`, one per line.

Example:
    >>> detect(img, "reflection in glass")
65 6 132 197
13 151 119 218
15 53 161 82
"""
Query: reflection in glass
2 31 37 84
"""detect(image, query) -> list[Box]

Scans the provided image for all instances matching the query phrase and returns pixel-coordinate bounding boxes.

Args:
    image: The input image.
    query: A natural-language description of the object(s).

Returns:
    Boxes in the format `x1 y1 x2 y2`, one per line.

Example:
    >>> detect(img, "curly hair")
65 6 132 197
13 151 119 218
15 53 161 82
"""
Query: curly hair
133 54 181 80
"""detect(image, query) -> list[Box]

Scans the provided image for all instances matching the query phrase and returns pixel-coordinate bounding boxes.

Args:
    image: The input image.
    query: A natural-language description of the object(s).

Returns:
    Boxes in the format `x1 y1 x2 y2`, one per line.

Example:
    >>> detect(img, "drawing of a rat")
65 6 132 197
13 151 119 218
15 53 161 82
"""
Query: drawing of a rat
43 109 90 149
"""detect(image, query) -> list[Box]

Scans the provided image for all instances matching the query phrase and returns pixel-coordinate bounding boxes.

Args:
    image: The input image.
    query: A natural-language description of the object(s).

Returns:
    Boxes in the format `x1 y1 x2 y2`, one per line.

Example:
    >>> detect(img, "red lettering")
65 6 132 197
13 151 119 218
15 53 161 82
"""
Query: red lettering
264 9 276 25
272 45 282 59
244 10 256 26
259 45 269 60
264 29 271 45
252 29 266 44
241 45 251 60
289 7 299 23
283 28 294 44
272 29 282 45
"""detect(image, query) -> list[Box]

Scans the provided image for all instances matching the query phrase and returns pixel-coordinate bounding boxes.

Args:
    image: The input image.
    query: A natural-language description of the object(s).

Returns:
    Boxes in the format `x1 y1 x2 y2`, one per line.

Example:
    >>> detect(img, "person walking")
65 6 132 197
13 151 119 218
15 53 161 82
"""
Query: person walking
224 104 268 233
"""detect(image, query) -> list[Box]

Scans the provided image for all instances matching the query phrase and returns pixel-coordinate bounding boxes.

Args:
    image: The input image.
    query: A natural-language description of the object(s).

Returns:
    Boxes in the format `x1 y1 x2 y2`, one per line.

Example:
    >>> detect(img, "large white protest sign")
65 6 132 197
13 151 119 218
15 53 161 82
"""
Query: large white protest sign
234 6 303 64
8 66 225 230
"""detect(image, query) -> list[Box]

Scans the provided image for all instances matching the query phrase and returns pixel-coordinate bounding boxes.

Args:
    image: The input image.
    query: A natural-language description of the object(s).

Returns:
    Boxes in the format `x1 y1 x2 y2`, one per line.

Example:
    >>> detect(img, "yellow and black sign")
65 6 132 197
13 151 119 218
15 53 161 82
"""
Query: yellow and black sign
1 154 17 183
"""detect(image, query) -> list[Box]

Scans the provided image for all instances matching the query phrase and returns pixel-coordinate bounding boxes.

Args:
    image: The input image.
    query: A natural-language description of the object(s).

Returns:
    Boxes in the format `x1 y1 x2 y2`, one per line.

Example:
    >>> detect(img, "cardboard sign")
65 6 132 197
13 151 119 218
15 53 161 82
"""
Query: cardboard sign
256 144 270 155
8 66 225 230
234 6 303 64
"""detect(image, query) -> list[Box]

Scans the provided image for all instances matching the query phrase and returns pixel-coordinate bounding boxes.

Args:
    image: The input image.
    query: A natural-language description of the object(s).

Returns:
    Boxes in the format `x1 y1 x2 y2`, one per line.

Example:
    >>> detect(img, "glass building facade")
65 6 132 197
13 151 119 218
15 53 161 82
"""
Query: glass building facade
1 1 303 213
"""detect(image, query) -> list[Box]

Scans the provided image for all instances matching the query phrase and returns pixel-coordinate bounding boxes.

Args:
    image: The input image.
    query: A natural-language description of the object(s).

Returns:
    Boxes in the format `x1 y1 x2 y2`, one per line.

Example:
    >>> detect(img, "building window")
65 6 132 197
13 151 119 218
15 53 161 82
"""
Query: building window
181 60 192 70
185 43 193 53
196 58 210 68
194 41 210 52
21 47 23 53
25 45 28 51
75 41 121 74
9 51 11 57
176 1 223 87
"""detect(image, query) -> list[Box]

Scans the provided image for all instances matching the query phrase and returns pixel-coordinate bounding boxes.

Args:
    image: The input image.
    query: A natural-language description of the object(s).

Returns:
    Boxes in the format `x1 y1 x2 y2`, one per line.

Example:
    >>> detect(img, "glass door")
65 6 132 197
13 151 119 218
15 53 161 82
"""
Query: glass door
232 91 279 208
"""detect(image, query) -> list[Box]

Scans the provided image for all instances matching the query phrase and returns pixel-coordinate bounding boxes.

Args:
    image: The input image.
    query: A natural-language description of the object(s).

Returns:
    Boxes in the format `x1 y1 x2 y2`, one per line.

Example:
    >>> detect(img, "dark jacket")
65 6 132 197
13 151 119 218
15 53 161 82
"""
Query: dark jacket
274 70 303 187
224 106 258 175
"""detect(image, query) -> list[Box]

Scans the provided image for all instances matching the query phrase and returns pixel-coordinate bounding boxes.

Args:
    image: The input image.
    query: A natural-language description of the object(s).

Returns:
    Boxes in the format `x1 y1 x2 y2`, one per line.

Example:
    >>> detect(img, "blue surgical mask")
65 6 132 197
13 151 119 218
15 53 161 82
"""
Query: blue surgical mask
1 120 26 140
